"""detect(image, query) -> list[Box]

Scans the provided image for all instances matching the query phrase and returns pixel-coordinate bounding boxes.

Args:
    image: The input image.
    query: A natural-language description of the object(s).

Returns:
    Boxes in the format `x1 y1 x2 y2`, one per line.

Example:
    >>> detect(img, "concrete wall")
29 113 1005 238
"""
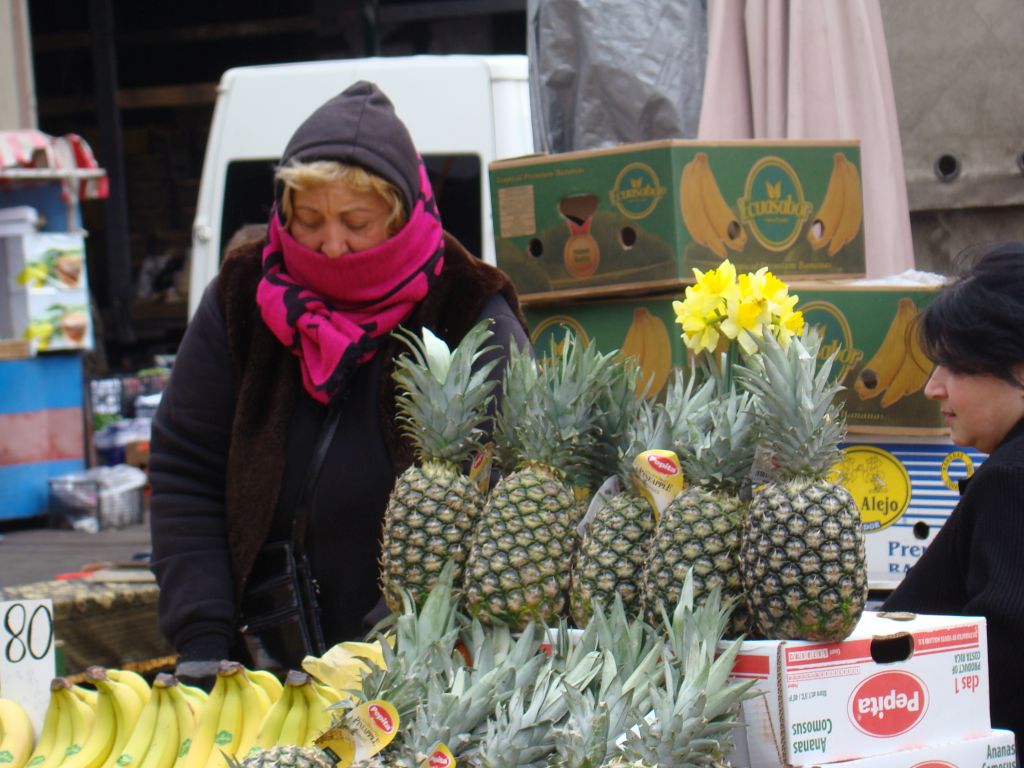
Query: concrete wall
0 0 36 129
880 0 1024 273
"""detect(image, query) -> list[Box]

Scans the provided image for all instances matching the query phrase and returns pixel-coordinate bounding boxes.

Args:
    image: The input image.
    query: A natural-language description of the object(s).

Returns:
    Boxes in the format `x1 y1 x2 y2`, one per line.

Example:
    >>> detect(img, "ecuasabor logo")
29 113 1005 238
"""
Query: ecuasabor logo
369 703 395 733
848 670 928 737
646 454 679 475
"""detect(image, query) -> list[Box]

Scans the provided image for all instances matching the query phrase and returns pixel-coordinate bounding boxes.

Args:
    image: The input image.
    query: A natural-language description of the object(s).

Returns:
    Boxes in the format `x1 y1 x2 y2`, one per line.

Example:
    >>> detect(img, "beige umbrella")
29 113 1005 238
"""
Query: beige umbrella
699 0 914 277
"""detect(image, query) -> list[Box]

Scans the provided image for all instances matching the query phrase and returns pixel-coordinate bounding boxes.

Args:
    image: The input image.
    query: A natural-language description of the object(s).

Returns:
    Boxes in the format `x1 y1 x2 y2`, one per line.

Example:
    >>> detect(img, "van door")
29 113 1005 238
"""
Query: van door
190 55 530 319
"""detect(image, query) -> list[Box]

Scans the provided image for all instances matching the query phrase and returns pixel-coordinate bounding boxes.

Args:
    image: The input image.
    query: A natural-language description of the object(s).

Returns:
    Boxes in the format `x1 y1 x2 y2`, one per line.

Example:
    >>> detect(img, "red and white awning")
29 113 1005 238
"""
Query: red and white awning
0 130 109 202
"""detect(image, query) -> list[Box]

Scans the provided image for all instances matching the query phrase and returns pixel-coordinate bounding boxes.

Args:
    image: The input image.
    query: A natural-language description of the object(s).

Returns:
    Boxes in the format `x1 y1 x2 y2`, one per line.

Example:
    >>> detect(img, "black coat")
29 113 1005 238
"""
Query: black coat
149 235 528 661
883 418 1024 743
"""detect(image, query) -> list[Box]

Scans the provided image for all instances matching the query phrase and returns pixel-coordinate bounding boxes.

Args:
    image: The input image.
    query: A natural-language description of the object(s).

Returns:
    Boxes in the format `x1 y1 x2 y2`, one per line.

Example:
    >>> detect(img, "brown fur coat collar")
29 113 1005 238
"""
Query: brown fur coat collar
216 234 525 596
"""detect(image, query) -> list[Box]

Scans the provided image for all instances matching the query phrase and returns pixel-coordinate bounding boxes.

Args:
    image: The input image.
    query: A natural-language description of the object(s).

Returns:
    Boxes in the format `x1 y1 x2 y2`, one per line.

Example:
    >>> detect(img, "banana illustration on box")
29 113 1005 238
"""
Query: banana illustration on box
680 152 746 258
854 297 935 407
808 152 863 257
619 307 673 399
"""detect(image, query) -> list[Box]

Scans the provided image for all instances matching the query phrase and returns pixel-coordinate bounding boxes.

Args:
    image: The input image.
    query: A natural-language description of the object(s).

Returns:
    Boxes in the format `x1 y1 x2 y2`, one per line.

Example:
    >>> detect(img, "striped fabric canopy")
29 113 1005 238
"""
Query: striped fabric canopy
0 129 109 202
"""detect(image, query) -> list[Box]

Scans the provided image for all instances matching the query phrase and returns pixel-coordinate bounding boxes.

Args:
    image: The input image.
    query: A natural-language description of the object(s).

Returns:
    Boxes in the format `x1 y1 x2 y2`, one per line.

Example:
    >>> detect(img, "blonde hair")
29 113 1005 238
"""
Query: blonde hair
276 160 407 234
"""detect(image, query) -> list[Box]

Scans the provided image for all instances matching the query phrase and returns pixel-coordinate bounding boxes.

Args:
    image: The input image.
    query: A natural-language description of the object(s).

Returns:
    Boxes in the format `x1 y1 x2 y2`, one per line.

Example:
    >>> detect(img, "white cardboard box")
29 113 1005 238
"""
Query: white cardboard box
729 612 991 767
811 729 1017 768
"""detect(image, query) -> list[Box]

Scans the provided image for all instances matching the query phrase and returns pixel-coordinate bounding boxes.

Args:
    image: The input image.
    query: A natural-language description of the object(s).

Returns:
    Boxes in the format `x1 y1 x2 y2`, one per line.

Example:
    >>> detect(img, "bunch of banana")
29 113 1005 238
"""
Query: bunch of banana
109 673 197 768
178 662 273 768
0 697 35 768
808 152 863 257
680 152 747 258
251 671 340 751
60 666 147 768
25 678 96 768
618 307 673 399
854 297 934 408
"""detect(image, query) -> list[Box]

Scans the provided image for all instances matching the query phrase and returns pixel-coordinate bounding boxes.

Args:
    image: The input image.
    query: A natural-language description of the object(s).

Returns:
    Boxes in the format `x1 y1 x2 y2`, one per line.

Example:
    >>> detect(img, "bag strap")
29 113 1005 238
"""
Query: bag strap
291 398 344 551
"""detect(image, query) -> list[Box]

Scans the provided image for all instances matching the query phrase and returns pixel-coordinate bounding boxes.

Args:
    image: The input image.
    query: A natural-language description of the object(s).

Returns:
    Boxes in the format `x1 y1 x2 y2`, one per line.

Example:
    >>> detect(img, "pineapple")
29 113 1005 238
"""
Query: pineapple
569 395 668 627
463 333 614 630
235 748 334 768
643 385 757 636
379 320 499 612
735 328 868 641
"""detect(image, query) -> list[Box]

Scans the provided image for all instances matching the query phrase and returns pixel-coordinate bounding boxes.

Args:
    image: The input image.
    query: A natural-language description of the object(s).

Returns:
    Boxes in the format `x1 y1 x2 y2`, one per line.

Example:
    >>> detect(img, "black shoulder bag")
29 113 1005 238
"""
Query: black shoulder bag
237 400 341 673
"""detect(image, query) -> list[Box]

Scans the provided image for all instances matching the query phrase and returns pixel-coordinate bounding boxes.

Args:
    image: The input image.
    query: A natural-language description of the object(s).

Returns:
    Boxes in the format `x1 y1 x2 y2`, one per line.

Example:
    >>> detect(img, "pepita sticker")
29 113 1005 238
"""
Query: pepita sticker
316 699 399 767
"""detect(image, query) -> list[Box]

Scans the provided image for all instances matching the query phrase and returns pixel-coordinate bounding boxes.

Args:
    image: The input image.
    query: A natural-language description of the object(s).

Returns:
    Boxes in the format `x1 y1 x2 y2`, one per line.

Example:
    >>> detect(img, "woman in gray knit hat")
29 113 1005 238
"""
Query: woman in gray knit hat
149 82 529 681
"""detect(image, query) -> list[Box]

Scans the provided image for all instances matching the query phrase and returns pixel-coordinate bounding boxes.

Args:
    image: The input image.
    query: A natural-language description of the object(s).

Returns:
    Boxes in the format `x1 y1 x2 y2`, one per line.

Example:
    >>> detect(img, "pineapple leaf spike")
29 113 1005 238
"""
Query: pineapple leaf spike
392 319 501 466
734 326 846 479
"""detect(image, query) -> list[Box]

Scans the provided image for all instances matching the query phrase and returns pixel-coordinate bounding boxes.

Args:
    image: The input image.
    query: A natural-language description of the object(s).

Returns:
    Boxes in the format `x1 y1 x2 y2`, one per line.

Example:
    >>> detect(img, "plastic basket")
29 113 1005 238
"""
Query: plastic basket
48 464 148 533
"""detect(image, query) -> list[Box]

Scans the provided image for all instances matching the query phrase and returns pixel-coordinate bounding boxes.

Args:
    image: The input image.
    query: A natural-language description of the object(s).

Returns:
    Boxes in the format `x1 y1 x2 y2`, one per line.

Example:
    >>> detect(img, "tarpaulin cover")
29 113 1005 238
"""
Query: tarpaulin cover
527 0 709 153
698 0 914 278
0 130 109 202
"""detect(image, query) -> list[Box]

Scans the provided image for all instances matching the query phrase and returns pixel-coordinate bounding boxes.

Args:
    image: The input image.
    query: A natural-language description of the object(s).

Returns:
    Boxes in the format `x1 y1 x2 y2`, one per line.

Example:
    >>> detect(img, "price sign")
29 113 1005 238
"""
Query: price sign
0 598 56 733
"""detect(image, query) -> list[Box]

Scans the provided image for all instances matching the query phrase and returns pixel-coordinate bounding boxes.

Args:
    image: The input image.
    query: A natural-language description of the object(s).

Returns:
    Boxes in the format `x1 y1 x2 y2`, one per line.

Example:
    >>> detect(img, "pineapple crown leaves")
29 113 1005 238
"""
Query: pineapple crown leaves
677 388 758 495
495 332 618 478
589 355 648 485
615 400 673 488
662 368 718 458
358 562 463 722
392 319 501 466
734 326 847 479
551 688 612 768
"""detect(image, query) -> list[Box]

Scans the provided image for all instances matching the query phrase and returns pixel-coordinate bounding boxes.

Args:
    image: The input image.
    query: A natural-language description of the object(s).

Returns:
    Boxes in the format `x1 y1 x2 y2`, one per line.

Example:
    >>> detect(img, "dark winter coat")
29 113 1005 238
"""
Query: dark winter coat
883 418 1024 744
149 235 528 661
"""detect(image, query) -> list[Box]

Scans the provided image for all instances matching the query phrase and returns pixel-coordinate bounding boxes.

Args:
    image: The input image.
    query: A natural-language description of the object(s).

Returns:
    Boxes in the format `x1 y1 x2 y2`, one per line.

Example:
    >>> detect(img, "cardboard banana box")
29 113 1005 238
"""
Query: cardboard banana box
524 283 945 434
490 139 865 302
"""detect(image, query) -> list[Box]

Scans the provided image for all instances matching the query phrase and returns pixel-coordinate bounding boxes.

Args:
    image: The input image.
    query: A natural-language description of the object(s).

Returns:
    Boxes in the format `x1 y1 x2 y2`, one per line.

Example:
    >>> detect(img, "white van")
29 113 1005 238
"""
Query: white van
189 54 533 318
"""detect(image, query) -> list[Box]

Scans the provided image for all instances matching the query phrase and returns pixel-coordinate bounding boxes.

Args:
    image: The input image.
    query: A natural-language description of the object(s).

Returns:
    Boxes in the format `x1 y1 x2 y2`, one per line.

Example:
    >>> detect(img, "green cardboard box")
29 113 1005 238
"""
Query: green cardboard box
491 139 865 302
524 282 944 434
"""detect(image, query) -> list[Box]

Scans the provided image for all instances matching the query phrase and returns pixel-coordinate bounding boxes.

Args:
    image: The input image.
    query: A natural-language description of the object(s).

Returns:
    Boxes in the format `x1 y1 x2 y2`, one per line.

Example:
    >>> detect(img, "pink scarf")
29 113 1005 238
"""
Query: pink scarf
256 161 444 403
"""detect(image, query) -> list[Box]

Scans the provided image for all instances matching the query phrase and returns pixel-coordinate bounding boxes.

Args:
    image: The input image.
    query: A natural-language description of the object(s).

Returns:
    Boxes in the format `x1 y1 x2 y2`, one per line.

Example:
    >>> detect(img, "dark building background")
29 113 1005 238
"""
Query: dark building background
28 0 527 372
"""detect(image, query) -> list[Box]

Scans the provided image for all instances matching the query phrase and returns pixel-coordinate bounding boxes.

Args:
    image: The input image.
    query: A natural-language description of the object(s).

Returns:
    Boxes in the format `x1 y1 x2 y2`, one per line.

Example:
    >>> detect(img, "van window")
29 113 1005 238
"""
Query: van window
219 154 483 260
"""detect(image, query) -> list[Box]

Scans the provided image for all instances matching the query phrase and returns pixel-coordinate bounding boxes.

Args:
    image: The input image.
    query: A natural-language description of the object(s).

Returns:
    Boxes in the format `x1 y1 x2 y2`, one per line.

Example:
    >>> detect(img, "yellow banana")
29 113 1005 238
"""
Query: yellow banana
90 669 145 767
109 673 161 768
299 681 334 746
105 669 151 707
231 668 269 758
251 690 289 752
60 681 116 768
855 298 918 400
70 686 98 709
696 153 746 252
243 669 282 706
137 688 178 768
275 676 309 746
309 680 343 706
828 158 863 257
59 681 97 766
680 157 725 257
175 667 227 768
201 665 242 768
26 680 64 768
0 697 35 768
155 676 196 768
176 683 208 714
808 153 847 251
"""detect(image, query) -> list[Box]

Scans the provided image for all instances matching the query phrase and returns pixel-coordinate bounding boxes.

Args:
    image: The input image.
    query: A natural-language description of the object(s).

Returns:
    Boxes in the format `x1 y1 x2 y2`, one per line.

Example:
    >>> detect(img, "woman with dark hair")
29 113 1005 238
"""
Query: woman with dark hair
883 241 1024 744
